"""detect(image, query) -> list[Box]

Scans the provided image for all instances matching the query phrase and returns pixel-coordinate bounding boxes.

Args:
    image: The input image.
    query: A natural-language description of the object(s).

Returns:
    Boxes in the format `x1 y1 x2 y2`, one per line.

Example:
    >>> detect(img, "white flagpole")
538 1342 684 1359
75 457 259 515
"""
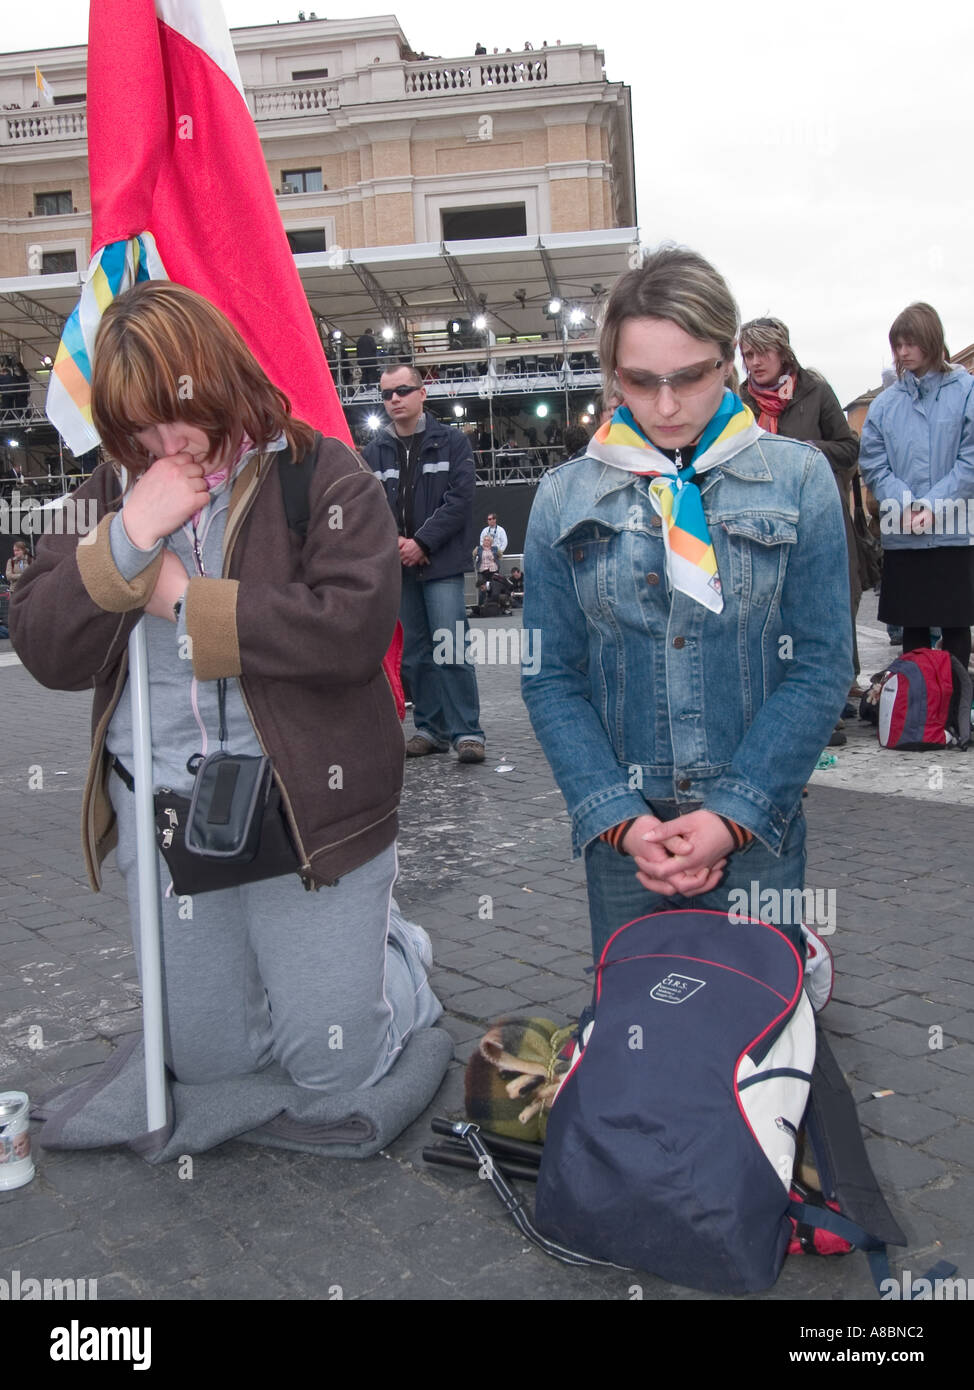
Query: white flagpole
128 619 167 1132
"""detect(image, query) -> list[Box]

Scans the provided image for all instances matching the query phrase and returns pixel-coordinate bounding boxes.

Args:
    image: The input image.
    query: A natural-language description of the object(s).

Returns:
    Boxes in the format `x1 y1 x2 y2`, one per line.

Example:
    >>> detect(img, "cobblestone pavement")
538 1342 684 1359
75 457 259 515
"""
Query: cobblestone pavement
0 592 971 1306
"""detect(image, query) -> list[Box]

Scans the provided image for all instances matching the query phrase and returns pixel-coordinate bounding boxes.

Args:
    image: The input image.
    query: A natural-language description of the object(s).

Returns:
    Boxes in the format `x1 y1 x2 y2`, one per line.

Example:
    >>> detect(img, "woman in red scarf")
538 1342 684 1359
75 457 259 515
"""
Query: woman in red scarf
739 318 861 739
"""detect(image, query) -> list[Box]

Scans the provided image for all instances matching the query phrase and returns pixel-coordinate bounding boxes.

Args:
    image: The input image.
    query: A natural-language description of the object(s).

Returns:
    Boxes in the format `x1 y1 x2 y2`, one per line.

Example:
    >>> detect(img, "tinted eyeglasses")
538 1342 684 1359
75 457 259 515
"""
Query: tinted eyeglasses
381 384 422 401
616 358 725 400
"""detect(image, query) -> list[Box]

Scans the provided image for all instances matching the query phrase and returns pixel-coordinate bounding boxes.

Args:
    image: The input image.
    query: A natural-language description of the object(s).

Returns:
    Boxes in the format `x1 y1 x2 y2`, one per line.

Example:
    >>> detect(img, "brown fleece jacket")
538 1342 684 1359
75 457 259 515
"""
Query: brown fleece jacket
10 433 405 890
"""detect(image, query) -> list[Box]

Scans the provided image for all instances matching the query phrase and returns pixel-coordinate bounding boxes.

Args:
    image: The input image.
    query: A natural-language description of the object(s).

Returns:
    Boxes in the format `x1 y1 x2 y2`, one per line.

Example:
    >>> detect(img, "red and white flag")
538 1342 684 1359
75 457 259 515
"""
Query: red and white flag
49 0 350 452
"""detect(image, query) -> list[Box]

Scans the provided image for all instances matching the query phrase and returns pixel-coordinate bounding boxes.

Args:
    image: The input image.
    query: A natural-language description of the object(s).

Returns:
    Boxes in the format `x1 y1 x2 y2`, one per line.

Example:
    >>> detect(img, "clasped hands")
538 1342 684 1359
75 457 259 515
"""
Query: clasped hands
621 810 735 897
399 537 429 567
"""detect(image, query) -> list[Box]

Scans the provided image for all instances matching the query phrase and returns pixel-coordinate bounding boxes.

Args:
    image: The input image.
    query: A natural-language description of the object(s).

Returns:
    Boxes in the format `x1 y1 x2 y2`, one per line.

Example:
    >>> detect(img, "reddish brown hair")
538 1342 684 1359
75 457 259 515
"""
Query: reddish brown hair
91 281 314 472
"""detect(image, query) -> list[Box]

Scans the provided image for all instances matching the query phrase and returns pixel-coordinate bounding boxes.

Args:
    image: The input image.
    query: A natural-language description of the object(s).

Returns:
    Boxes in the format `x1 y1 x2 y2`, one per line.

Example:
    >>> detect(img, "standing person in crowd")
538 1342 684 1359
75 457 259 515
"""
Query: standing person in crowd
5 539 31 586
479 511 507 555
363 365 486 763
521 247 851 962
356 327 379 387
859 302 974 673
739 318 862 737
10 281 439 1107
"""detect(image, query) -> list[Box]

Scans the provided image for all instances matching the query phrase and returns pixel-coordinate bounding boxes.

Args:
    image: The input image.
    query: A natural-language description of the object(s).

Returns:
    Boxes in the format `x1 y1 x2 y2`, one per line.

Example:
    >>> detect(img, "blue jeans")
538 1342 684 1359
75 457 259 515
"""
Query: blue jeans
400 569 484 748
584 803 807 963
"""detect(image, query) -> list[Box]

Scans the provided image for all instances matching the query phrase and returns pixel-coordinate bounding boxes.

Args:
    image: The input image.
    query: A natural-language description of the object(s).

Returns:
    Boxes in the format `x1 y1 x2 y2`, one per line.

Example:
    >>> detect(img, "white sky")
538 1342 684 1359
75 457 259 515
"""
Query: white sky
4 0 973 405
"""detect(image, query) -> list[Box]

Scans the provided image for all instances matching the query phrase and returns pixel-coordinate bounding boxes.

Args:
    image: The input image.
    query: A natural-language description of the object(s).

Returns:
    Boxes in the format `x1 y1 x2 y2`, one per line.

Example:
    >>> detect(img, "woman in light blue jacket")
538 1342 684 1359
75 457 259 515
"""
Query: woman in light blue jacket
521 247 852 961
859 302 974 673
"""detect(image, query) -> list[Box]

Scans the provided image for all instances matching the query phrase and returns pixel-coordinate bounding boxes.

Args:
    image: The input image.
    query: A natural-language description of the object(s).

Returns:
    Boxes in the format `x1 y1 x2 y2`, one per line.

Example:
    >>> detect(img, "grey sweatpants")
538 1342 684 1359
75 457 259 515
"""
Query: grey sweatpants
110 777 441 1091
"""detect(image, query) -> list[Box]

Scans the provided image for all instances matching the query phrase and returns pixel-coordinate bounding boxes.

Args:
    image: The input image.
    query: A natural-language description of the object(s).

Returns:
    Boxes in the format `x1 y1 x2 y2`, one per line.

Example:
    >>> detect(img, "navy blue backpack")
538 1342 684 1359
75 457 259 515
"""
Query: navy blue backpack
433 908 931 1296
535 908 815 1293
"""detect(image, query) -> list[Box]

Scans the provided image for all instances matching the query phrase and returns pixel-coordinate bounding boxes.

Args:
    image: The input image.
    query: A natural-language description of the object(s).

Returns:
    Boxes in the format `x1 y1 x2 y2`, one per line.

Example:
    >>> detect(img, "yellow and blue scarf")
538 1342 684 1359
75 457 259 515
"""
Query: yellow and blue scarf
586 390 761 613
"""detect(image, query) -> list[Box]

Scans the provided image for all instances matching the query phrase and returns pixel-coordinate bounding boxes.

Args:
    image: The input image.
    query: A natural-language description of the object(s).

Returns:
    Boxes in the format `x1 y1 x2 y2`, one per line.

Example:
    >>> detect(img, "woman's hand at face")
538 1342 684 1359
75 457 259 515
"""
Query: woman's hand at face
123 454 211 550
144 549 191 622
633 809 733 895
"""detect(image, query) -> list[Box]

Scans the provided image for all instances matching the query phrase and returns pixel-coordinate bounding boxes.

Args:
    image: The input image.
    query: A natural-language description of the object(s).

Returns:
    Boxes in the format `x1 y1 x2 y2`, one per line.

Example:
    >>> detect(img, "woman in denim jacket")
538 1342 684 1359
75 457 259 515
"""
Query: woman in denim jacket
521 247 852 960
859 302 974 673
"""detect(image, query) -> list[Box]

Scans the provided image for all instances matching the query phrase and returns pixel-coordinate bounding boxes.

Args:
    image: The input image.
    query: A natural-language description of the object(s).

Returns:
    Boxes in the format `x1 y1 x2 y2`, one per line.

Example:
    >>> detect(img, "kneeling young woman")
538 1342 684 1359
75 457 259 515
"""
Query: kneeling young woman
11 281 439 1093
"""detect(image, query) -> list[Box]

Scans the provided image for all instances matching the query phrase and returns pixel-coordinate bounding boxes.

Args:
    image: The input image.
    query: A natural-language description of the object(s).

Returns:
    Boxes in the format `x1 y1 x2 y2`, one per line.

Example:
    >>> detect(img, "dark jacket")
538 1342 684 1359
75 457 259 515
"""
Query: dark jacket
10 434 404 890
741 367 860 607
362 411 476 581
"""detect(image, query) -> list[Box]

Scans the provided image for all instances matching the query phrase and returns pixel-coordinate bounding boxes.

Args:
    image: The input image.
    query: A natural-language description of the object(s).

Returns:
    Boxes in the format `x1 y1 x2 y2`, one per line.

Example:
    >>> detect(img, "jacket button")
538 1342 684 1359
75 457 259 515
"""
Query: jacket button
650 516 662 528
574 548 585 562
646 572 660 585
677 778 692 792
672 636 686 649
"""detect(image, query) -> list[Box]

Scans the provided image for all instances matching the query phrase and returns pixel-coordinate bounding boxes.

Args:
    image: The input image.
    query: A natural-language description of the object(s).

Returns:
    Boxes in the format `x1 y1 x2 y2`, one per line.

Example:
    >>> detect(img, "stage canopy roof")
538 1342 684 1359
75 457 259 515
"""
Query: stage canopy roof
0 227 641 369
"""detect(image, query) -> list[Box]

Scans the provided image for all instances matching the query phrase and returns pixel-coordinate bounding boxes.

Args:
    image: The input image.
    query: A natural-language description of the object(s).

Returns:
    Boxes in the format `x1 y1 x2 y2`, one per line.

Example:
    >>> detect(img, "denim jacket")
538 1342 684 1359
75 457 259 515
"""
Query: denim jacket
521 433 852 855
859 368 974 549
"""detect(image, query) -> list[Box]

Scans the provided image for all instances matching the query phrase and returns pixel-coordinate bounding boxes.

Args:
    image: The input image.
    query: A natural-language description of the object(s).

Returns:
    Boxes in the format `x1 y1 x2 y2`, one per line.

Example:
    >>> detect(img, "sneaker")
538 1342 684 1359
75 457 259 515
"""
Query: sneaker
456 740 486 764
405 735 448 757
827 727 847 747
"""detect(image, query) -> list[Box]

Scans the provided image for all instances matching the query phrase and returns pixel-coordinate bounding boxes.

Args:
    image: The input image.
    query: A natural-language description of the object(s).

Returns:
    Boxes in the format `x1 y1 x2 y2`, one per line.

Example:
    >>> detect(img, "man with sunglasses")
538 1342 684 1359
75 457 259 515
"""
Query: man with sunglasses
363 365 486 763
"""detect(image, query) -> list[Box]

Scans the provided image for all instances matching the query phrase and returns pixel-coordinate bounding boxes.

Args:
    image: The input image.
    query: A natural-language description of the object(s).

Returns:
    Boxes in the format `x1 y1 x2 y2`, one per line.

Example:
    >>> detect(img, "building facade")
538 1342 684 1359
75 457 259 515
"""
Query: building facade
0 16 634 279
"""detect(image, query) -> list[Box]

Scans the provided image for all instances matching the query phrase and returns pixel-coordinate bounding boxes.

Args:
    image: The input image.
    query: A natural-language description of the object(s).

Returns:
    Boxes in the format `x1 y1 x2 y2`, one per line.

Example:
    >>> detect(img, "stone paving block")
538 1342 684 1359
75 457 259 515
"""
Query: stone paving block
271 1212 397 1298
845 1055 944 1097
830 975 900 1008
0 940 71 968
106 1217 247 1286
817 1001 887 1038
438 1016 481 1047
506 940 577 967
0 921 35 945
871 970 957 998
944 959 974 986
842 1017 934 1059
0 1191 78 1248
1 1225 117 1278
876 941 950 971
936 934 974 963
863 1136 946 1190
446 985 535 1020
830 951 885 979
40 1040 113 1071
920 1123 974 1165
523 971 589 1005
467 957 540 988
433 945 498 972
860 1095 956 1144
935 1044 974 1076
909 1175 974 1231
88 1270 150 1300
875 995 959 1027
84 1174 201 1248
939 1015 974 1045
37 919 106 941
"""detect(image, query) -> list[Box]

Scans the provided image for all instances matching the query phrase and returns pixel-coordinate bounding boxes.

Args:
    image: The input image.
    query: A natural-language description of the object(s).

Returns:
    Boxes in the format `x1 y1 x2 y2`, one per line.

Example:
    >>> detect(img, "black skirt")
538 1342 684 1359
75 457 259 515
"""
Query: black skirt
878 546 974 627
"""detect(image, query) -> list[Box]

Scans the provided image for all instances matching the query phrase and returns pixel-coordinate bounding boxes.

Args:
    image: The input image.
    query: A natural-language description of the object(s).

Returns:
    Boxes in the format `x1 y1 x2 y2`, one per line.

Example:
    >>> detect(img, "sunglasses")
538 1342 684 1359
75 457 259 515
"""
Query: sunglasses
616 358 725 400
381 385 422 401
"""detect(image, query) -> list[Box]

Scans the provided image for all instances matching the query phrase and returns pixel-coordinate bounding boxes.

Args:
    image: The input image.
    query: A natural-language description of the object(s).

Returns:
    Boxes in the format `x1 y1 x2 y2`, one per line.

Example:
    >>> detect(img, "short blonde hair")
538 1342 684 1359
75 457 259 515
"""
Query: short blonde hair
600 245 738 393
739 317 799 373
91 281 313 472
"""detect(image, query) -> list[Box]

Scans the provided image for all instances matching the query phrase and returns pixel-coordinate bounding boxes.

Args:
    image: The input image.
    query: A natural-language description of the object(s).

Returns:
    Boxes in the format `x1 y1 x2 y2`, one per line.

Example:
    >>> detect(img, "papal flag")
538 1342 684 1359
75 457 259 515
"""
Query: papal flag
34 66 54 106
46 0 351 456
